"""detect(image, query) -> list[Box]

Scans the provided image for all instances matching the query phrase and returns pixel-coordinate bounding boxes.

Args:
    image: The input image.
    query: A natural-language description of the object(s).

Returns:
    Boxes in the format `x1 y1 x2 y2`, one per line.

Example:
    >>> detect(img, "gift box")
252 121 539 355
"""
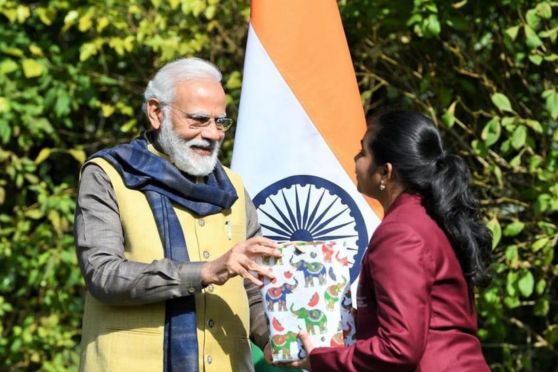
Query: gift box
260 241 356 362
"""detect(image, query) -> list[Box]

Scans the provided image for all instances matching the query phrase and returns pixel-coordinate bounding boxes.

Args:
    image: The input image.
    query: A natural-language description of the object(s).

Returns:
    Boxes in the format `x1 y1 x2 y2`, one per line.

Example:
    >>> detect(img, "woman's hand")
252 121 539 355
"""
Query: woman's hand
263 342 273 364
274 332 314 370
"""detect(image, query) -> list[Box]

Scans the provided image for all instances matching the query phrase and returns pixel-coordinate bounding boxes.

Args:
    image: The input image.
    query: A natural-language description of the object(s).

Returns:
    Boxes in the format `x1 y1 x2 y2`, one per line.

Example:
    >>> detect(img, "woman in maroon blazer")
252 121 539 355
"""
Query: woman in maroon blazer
283 110 492 371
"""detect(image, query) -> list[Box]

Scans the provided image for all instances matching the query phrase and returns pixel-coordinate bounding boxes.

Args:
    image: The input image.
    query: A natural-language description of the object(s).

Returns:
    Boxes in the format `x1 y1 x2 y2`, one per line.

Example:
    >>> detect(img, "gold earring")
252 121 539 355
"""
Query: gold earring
379 180 386 191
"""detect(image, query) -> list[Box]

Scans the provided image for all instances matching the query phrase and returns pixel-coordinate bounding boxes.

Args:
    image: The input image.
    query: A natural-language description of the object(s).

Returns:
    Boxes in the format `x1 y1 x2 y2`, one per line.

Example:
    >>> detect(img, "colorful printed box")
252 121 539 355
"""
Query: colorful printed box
260 241 356 362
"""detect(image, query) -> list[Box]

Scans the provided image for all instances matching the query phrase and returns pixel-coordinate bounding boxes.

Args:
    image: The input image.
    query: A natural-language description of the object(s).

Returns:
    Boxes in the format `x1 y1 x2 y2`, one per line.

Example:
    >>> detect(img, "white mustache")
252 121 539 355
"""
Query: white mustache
187 138 218 152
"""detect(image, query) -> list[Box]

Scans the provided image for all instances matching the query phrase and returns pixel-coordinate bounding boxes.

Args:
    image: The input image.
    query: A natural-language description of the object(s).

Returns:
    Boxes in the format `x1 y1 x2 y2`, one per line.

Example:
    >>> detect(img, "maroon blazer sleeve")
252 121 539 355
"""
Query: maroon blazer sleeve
309 221 435 371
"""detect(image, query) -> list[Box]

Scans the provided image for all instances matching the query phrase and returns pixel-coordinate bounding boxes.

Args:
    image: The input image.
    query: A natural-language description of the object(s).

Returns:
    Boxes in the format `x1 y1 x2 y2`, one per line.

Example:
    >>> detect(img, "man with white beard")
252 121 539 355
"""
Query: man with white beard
74 57 280 372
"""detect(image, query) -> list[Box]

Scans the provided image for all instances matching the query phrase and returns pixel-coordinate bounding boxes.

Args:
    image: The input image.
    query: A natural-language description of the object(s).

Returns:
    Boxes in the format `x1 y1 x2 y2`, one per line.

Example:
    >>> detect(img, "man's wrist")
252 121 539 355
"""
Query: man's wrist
177 261 207 294
200 261 214 286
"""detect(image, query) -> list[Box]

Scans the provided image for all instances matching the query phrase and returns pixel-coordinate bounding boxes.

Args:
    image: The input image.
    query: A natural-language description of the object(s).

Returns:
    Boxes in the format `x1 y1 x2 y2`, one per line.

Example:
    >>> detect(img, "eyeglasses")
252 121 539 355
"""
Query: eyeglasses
160 102 233 132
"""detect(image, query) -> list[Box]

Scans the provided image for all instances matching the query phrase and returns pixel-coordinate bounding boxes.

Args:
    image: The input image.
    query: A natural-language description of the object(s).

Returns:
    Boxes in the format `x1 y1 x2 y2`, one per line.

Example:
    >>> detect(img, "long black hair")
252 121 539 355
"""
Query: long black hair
366 109 492 287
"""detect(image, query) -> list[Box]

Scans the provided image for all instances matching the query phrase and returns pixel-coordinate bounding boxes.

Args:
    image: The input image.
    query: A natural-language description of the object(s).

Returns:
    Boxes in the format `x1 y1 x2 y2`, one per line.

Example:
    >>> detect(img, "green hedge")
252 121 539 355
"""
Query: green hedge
0 0 556 370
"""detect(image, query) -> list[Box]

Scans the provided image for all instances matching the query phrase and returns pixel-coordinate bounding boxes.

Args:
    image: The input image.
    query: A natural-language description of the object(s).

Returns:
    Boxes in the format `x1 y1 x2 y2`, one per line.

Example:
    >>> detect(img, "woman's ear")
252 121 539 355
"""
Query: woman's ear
384 163 395 180
146 99 164 130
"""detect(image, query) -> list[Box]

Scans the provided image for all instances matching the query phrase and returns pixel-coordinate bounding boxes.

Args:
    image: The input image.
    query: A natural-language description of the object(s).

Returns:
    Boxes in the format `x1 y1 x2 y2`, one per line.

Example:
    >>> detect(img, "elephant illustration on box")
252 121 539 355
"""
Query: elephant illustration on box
290 304 327 335
289 256 326 287
324 276 347 311
271 331 298 360
266 278 299 311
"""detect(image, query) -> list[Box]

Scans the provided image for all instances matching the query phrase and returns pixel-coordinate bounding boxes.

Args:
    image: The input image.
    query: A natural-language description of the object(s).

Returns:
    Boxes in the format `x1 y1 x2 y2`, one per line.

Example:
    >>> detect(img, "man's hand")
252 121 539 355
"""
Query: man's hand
200 236 280 286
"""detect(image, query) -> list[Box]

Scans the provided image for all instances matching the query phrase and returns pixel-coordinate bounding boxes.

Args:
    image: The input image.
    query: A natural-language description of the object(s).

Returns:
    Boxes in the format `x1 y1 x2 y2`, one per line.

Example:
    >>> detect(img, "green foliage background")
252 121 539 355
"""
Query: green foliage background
0 0 556 370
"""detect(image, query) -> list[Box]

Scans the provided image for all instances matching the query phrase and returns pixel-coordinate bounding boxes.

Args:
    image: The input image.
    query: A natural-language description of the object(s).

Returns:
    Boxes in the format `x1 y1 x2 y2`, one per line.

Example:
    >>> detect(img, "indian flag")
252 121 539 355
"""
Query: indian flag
232 0 382 281
231 1 382 367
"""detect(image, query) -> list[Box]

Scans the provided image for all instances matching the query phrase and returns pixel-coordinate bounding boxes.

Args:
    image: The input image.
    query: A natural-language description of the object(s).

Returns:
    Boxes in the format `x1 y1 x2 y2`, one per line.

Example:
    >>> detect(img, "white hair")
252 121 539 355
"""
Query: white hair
143 57 222 113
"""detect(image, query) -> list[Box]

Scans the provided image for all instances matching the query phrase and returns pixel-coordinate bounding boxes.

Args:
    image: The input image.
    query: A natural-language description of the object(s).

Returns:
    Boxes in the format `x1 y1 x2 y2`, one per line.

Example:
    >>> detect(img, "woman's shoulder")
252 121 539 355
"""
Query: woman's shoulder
384 193 430 225
376 193 444 243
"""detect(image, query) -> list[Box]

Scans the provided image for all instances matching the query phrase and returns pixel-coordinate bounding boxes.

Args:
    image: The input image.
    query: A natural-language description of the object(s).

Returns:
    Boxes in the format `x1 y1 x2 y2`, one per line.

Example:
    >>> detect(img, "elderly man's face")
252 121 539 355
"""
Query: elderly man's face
157 79 227 176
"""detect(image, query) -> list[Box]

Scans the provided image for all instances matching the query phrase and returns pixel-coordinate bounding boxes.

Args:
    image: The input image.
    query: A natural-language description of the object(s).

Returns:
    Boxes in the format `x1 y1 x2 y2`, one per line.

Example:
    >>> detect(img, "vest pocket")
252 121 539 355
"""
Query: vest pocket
106 328 163 371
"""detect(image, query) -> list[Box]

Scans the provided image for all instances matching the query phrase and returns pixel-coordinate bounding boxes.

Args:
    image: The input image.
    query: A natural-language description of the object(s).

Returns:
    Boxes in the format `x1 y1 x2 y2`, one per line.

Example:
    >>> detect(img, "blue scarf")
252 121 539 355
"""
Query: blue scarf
92 136 238 372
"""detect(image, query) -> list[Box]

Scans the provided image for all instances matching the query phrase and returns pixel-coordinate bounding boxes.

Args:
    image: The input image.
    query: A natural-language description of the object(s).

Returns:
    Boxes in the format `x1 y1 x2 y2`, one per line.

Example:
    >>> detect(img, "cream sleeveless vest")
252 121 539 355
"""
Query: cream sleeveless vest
79 157 252 372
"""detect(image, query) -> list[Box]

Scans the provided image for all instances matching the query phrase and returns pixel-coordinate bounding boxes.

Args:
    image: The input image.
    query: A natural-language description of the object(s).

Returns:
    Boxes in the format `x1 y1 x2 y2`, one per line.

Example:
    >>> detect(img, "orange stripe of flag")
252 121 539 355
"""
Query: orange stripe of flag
251 0 383 217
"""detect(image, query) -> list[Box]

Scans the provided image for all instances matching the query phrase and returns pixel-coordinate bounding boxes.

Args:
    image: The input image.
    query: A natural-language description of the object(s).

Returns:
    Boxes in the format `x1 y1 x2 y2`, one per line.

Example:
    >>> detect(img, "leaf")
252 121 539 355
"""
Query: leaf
526 9 541 30
96 16 109 33
48 210 63 236
524 119 543 133
0 98 9 114
518 270 534 297
101 103 115 117
25 209 44 219
542 89 558 119
532 237 549 252
505 245 518 262
29 45 43 57
78 14 93 32
491 93 513 112
63 10 79 31
535 193 552 213
506 271 518 296
510 152 522 168
544 325 558 344
424 14 441 37
471 139 488 157
528 54 543 65
0 119 11 142
451 0 468 9
407 14 422 27
121 119 137 133
511 125 527 150
524 25 543 49
503 221 525 237
15 5 30 23
21 59 43 78
441 111 455 128
536 279 547 295
205 5 217 19
505 25 520 40
529 154 543 172
481 117 501 146
483 287 499 304
504 296 520 309
536 2 552 19
67 149 86 164
487 218 501 249
442 100 458 128
79 42 98 62
34 148 51 164
501 116 516 131
225 71 242 90
0 59 18 75
36 7 55 25
534 298 549 316
55 91 71 118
